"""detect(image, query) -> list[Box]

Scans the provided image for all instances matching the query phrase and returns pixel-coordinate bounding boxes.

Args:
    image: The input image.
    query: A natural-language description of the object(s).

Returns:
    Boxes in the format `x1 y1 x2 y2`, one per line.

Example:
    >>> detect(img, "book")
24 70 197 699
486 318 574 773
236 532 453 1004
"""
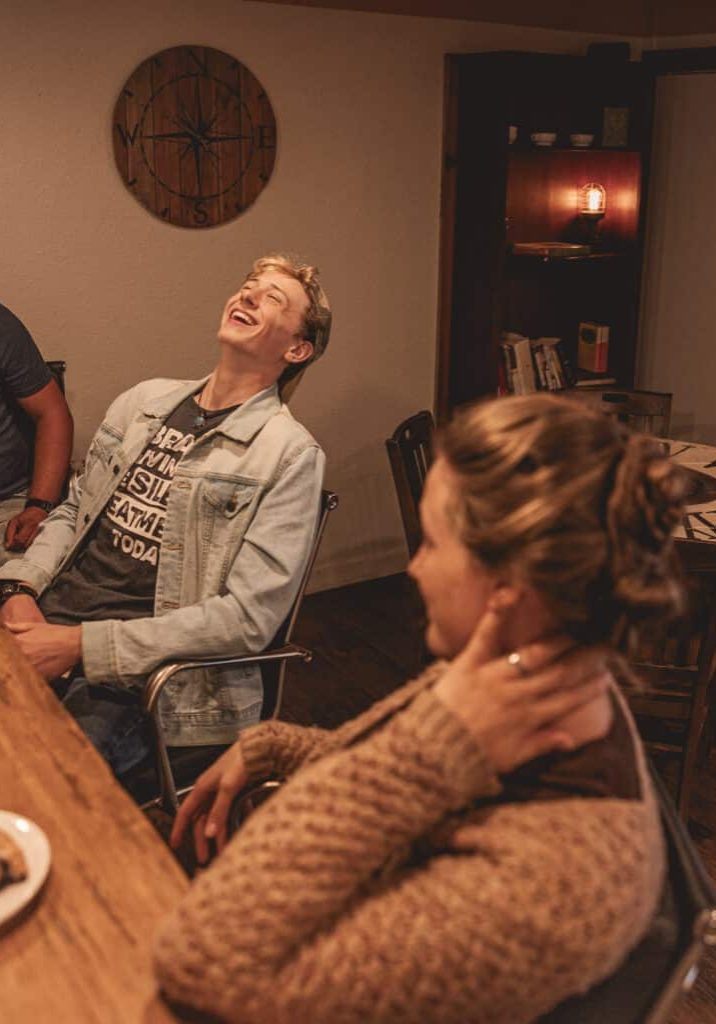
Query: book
502 334 576 394
530 337 574 391
554 339 576 387
546 345 565 389
501 333 536 393
530 341 549 390
578 322 610 373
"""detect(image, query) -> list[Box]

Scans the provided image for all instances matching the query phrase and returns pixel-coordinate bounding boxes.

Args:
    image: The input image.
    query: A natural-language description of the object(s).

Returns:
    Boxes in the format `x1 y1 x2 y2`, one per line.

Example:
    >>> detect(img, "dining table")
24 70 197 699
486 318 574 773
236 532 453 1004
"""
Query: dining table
666 438 716 569
0 627 191 1023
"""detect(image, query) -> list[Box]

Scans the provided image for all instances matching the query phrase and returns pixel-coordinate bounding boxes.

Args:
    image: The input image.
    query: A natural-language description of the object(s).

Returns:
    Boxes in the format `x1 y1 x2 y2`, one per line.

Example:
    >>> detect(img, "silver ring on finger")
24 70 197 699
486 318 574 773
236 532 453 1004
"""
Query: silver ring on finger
507 649 529 677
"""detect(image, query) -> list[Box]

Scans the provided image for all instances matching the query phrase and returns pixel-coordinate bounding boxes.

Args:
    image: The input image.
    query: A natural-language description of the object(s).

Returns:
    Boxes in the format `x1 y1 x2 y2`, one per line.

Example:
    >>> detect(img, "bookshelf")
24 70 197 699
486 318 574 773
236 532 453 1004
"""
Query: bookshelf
436 50 654 417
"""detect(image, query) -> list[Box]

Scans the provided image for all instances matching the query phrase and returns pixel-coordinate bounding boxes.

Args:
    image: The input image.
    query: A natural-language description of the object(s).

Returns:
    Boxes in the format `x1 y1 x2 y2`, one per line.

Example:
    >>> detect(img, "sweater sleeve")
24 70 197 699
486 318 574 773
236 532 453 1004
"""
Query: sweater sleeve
239 719 333 782
154 686 662 1024
238 669 442 783
154 689 500 1019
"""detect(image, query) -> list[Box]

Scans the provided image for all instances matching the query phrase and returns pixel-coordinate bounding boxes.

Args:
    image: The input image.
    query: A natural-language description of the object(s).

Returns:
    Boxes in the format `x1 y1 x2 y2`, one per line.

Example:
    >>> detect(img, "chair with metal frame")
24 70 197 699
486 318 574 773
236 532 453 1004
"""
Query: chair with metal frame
140 489 338 814
385 410 435 558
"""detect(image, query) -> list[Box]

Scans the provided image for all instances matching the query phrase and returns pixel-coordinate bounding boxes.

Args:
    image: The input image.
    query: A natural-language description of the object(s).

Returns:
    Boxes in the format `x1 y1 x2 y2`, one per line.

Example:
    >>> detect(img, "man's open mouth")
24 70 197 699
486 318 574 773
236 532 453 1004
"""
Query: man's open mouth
229 309 257 326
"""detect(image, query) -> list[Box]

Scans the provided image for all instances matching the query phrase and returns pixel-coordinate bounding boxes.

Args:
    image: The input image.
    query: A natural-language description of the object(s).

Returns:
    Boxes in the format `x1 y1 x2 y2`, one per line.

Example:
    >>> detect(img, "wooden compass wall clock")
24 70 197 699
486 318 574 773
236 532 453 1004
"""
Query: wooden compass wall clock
112 45 277 228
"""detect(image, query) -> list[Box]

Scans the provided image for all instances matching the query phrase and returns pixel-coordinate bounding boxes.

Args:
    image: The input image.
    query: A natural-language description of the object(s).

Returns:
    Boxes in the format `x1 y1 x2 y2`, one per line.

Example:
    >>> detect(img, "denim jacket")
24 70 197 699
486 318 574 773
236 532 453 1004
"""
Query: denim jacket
0 378 325 745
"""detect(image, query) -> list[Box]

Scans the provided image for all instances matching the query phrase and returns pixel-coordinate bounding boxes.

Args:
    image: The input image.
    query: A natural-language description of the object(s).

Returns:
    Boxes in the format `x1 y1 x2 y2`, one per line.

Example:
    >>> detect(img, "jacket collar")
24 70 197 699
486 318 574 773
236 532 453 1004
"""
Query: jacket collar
138 379 284 444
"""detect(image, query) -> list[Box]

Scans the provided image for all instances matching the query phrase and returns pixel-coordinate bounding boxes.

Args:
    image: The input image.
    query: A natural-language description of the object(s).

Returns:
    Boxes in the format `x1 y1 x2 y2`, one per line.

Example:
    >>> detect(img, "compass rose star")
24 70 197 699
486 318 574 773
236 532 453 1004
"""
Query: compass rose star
142 77 252 194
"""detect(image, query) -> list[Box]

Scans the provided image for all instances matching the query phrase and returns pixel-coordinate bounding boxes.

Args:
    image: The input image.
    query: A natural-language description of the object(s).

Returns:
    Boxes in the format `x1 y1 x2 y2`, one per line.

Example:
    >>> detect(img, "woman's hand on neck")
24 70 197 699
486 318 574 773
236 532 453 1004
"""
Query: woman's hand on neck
433 588 614 773
485 585 614 753
491 586 613 753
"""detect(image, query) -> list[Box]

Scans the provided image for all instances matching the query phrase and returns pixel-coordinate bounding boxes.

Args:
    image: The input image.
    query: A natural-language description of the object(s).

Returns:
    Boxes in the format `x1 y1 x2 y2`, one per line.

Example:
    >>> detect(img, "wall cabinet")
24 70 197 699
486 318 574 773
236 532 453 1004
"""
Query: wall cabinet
436 51 654 417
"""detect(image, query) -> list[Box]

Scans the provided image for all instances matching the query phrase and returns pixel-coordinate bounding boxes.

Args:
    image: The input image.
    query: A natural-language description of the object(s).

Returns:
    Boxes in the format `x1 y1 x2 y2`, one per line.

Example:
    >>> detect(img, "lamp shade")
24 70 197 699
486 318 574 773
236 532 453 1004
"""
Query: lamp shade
579 182 606 216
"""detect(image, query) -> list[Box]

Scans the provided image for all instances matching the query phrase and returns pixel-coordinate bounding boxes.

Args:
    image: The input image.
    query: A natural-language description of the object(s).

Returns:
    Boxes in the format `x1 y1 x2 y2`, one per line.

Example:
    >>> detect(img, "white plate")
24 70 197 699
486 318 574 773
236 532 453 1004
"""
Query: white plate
0 811 51 926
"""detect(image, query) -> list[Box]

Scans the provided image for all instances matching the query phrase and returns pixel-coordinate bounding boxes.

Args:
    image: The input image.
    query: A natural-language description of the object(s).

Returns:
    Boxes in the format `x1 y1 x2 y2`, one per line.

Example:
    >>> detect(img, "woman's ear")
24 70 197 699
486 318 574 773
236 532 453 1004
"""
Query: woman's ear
486 580 523 614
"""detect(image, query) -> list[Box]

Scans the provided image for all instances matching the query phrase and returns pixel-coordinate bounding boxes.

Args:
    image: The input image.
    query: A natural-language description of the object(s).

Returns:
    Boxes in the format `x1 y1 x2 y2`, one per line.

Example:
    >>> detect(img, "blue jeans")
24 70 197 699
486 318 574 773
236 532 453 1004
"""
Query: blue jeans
60 677 151 777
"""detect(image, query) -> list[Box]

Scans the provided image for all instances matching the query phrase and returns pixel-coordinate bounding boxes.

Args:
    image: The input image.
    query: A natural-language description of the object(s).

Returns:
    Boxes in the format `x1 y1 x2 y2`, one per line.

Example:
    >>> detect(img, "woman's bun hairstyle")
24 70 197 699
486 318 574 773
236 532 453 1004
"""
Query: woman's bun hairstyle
607 432 686 626
439 394 686 645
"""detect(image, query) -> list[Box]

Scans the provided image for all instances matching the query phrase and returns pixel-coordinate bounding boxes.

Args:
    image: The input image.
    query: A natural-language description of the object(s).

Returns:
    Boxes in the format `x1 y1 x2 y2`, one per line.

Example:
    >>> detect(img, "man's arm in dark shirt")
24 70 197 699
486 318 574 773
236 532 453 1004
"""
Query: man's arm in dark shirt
5 378 74 552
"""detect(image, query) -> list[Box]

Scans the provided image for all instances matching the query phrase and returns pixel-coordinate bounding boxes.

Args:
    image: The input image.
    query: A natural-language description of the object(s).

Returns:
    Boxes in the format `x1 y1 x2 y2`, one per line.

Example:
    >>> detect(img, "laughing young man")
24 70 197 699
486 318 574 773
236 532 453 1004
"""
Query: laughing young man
0 254 331 775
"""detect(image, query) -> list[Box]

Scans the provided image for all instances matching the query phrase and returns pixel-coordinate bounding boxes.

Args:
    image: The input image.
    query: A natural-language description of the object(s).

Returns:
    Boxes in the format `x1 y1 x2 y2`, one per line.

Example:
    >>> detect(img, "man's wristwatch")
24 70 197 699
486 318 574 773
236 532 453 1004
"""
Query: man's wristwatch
24 498 55 513
0 581 38 606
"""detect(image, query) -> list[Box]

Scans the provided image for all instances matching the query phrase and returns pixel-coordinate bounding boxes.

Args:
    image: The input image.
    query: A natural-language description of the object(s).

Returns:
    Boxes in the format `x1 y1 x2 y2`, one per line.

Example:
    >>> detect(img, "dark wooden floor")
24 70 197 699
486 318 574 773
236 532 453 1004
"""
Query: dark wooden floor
285 573 716 1024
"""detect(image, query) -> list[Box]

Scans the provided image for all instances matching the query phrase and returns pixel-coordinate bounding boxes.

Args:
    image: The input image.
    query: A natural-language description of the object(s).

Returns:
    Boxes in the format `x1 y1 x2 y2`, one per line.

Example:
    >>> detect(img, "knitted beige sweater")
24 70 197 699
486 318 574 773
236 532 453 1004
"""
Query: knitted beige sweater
154 664 664 1023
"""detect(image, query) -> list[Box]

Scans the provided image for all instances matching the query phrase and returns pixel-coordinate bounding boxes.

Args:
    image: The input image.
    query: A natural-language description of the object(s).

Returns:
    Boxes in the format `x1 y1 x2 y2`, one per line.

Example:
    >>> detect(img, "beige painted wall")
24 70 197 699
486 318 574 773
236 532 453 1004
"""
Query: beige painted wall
638 69 716 443
0 0 607 590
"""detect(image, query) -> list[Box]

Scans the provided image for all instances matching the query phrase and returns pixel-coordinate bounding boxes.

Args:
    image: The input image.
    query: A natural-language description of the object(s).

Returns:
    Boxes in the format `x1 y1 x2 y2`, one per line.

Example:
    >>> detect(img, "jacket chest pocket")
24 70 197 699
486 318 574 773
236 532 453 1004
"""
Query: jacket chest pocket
199 477 260 548
79 423 125 510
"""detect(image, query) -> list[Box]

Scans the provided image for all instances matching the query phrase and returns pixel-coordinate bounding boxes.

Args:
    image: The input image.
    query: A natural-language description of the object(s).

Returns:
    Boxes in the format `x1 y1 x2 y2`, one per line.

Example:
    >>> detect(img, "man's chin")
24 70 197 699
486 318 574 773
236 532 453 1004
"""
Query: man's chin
217 325 261 349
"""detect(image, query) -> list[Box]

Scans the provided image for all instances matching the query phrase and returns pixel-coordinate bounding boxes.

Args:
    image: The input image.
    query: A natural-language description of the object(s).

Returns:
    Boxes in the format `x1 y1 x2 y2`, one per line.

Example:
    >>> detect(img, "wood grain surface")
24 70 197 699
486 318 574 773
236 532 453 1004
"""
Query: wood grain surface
0 629 189 1024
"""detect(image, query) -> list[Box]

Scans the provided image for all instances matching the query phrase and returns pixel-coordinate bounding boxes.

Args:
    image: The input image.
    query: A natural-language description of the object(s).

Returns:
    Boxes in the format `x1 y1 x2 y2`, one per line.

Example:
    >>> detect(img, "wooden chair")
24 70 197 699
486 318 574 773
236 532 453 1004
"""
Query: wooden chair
623 550 716 821
138 489 339 814
385 410 435 557
565 388 673 436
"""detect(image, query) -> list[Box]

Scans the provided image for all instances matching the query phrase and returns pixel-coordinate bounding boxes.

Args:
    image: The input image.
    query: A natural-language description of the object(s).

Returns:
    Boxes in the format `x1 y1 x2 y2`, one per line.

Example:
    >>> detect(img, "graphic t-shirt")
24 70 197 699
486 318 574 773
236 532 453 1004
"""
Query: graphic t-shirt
40 395 238 625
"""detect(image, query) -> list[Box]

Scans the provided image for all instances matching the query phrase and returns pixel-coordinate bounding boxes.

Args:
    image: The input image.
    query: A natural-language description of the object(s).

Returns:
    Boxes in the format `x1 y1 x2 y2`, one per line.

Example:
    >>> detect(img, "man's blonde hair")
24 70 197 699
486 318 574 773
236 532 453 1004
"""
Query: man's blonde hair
250 254 331 385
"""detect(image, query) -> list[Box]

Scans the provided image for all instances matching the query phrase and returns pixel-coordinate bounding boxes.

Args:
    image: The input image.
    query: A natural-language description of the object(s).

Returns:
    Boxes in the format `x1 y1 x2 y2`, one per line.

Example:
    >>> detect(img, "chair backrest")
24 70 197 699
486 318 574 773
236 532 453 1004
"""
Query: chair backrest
566 388 672 436
624 567 716 819
46 360 67 394
260 488 339 720
539 765 716 1023
385 410 435 558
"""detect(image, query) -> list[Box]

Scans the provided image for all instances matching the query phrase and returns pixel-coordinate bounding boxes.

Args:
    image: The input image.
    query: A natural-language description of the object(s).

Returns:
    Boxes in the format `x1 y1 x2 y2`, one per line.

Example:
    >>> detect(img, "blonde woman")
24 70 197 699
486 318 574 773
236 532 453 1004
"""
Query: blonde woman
155 394 684 1024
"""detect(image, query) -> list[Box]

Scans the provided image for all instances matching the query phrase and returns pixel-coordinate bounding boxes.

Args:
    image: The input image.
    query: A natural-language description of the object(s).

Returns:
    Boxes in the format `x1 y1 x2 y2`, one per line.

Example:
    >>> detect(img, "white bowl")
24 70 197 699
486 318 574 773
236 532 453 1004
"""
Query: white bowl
531 131 556 147
570 133 594 148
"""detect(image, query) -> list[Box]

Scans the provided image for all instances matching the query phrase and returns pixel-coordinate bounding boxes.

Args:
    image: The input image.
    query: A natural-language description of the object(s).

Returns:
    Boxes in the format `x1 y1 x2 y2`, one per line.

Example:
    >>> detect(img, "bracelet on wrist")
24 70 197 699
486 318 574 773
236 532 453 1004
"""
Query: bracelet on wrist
0 581 38 606
24 497 55 513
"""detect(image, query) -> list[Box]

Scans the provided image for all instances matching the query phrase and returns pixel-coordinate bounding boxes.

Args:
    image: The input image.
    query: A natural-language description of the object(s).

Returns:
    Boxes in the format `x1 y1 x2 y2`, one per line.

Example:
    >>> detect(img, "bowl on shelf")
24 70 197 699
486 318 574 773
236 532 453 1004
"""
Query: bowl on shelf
570 133 595 148
531 130 557 147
